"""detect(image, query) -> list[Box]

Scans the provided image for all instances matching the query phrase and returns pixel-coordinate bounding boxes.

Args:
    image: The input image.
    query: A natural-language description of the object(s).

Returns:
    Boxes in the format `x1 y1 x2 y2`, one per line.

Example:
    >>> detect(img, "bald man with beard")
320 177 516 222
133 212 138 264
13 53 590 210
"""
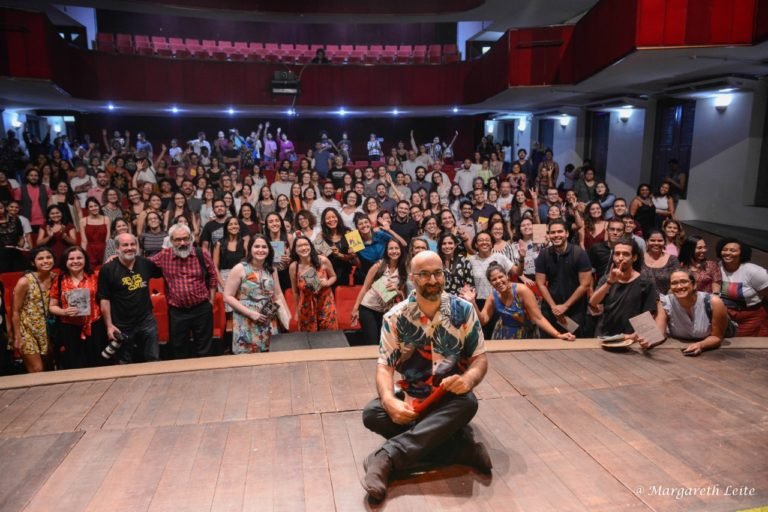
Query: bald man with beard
361 251 491 502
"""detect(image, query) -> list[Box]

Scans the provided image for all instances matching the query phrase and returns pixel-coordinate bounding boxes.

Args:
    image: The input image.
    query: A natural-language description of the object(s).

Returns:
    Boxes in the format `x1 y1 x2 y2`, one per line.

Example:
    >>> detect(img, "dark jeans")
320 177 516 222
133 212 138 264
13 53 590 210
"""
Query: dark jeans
362 391 479 470
359 305 384 346
169 300 213 358
476 298 498 340
116 314 159 364
56 318 106 369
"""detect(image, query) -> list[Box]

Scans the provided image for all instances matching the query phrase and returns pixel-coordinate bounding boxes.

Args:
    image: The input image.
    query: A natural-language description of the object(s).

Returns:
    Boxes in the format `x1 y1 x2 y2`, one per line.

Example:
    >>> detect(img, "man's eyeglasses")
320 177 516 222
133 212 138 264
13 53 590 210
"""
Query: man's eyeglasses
412 269 445 281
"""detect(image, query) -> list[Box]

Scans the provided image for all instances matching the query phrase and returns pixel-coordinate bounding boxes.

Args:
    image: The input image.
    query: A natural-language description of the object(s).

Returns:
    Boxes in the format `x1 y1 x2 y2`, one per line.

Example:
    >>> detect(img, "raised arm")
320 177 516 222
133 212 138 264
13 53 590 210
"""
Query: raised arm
410 130 418 152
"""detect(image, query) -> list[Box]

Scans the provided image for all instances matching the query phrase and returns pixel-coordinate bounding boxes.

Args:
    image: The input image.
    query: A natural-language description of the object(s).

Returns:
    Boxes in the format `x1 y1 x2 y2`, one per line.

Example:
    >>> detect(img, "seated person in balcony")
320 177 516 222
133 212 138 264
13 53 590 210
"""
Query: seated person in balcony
311 48 330 64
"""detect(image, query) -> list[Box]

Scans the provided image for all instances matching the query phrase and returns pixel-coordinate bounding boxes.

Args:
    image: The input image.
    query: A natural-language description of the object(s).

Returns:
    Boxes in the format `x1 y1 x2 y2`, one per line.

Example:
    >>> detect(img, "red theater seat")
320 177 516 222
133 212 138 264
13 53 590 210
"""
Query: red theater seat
0 271 25 317
282 288 298 331
151 292 169 344
202 39 217 48
335 286 362 330
213 292 226 339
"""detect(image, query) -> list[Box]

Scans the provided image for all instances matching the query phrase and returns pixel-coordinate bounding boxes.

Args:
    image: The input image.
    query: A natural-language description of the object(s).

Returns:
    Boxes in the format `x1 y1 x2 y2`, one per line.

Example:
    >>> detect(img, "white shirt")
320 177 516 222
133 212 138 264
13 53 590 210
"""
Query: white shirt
270 181 292 200
455 168 478 195
70 175 97 208
311 197 342 220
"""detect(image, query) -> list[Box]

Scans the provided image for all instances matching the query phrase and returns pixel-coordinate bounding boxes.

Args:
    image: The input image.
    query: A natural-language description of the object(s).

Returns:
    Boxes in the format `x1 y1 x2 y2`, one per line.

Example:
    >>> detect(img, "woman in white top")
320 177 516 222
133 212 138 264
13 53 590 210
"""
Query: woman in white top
340 190 363 230
716 238 768 336
468 231 516 338
652 182 675 226
642 270 728 356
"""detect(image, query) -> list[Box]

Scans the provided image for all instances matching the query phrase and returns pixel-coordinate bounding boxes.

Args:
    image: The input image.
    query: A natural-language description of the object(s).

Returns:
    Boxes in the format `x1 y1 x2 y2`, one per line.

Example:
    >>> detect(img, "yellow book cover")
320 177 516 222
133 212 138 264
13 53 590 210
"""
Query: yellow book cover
345 230 365 253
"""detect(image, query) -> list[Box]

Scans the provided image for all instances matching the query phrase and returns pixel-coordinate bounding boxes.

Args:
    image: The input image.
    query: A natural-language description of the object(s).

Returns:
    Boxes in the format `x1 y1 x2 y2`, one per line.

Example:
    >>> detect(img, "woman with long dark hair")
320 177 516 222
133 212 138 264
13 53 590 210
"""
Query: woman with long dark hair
223 235 287 353
351 238 407 344
12 246 56 372
289 235 338 332
438 232 474 296
37 204 77 263
263 211 293 291
49 246 105 369
319 208 356 286
630 183 656 238
214 216 247 290
678 236 721 293
238 202 260 238
80 197 110 264
0 201 26 273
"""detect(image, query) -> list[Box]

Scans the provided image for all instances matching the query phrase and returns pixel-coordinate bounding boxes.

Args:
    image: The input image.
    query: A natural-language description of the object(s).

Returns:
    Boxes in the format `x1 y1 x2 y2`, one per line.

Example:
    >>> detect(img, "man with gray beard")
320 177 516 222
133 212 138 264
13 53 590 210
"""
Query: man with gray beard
98 233 163 364
148 223 218 359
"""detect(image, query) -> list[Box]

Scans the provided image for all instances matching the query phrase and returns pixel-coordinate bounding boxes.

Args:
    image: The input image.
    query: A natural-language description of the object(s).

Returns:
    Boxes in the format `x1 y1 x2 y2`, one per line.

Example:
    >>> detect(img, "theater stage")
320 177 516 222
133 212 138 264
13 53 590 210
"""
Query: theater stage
0 339 766 512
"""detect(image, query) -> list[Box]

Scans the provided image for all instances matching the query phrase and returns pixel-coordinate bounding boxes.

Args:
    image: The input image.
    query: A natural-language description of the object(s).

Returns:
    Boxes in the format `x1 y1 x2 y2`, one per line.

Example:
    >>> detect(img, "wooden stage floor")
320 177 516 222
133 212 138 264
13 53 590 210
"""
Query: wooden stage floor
0 344 766 511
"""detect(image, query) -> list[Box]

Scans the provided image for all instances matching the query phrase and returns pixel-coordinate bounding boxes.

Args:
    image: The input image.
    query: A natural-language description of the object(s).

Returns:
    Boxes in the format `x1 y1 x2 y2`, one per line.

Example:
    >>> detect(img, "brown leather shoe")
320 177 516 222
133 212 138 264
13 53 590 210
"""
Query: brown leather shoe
362 449 393 501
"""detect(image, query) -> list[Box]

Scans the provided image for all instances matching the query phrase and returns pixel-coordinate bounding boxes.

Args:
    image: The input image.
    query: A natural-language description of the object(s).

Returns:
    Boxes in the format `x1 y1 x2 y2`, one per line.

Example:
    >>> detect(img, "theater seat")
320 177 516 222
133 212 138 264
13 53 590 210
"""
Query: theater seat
151 292 169 344
0 271 25 318
213 292 225 339
282 288 298 331
335 286 362 330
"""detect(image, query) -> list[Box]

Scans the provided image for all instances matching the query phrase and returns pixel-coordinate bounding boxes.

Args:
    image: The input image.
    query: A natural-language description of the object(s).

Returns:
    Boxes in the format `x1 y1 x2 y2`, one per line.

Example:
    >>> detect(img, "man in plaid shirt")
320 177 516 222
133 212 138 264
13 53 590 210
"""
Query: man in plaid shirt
149 223 218 358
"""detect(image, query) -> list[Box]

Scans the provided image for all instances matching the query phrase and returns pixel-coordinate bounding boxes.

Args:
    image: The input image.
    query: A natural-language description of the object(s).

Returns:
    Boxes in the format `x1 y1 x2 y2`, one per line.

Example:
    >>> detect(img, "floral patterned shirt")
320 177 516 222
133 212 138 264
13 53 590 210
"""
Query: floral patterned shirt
378 292 486 404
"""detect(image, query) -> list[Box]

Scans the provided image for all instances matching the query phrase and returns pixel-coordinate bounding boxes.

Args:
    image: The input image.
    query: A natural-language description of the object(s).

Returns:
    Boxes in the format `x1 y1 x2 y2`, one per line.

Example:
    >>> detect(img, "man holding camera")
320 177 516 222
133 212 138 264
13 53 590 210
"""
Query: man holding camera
98 233 162 364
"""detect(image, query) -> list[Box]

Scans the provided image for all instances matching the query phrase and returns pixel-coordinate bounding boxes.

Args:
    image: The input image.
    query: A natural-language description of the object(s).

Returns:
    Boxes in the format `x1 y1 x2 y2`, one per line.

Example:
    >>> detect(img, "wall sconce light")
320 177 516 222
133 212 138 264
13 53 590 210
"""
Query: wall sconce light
618 108 633 122
11 120 22 129
517 118 527 132
559 115 570 128
714 94 732 113
53 124 62 134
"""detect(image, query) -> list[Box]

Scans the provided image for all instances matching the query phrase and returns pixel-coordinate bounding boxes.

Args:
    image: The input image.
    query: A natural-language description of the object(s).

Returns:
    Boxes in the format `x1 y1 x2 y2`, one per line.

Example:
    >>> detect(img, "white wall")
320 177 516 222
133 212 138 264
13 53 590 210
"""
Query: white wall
456 21 484 61
552 116 582 185
675 90 767 230
605 109 646 202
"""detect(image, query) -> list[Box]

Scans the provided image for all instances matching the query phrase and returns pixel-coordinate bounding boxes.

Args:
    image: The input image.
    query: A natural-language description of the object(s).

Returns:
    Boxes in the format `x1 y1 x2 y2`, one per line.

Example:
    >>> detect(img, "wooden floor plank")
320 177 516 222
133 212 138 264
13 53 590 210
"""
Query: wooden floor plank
299 414 335 512
150 372 196 427
273 415 306 511
321 412 370 512
84 426 178 512
210 421 251 512
242 417 277 512
146 424 206 512
198 369 232 424
174 370 208 425
268 364 293 418
290 362 314 416
24 430 127 512
1 383 71 437
307 361 336 413
125 374 175 430
25 380 113 437
246 365 272 420
0 431 83 512
76 377 133 432
101 376 155 430
220 367 251 422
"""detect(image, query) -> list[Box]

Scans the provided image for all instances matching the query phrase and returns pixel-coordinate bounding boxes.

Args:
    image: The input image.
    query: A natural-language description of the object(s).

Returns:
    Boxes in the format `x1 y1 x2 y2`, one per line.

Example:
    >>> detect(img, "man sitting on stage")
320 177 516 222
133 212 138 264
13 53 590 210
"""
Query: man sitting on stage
361 251 491 501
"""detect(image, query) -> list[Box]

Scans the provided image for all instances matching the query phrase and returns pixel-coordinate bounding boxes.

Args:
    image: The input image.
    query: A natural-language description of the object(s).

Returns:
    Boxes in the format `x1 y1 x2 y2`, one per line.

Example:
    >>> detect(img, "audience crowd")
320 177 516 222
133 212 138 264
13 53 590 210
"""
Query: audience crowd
0 121 766 374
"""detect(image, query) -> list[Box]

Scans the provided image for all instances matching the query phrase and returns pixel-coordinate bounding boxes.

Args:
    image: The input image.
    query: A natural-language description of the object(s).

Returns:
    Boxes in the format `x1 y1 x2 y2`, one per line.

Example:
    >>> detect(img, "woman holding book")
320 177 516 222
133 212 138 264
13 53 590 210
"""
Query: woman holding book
351 238 407 344
223 235 287 353
264 211 293 292
289 236 338 332
319 208 357 287
49 246 104 369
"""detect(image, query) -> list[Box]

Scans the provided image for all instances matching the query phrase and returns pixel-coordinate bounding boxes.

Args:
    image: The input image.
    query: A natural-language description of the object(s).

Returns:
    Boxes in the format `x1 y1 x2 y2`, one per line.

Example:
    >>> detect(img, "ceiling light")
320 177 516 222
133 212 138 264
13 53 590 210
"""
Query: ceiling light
337 107 346 116
227 107 235 115
714 93 732 112
171 106 179 114
392 108 399 116
107 103 115 111
559 114 570 128
452 107 459 113
517 118 527 132
618 108 633 122
286 108 296 116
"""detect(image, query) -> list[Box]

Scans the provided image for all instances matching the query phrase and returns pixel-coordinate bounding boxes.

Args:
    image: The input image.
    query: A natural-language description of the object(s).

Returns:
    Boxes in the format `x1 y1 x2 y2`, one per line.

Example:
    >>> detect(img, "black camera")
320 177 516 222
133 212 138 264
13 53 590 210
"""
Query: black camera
101 331 127 359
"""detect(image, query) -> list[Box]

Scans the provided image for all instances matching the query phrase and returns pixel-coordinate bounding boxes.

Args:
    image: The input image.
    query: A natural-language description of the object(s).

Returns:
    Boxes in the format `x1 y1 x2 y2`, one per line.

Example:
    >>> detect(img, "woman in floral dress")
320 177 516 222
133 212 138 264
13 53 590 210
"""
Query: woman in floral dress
289 236 338 332
223 235 286 353
12 247 56 372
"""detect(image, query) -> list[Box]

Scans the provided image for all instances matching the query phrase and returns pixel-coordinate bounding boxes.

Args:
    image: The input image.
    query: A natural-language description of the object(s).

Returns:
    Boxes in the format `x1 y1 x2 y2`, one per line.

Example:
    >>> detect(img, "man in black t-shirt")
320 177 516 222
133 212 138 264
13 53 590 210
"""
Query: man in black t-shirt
98 233 163 364
390 200 419 243
200 199 230 254
535 220 593 337
589 239 658 337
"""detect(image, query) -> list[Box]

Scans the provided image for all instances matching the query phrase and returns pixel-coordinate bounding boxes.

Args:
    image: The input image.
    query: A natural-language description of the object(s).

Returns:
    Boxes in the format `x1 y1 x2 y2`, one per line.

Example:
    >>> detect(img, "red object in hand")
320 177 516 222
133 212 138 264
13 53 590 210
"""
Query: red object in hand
412 387 447 414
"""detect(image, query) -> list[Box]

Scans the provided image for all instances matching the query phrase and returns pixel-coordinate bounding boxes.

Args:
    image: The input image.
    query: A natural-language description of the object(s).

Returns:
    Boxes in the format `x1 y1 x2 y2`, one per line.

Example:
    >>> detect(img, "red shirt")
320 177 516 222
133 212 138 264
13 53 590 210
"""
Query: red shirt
50 271 101 338
148 247 217 308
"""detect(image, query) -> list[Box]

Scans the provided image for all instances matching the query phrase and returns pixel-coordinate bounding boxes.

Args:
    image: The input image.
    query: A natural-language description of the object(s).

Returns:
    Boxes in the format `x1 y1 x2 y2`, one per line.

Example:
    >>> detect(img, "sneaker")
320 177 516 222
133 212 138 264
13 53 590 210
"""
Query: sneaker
456 441 493 474
362 449 393 501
